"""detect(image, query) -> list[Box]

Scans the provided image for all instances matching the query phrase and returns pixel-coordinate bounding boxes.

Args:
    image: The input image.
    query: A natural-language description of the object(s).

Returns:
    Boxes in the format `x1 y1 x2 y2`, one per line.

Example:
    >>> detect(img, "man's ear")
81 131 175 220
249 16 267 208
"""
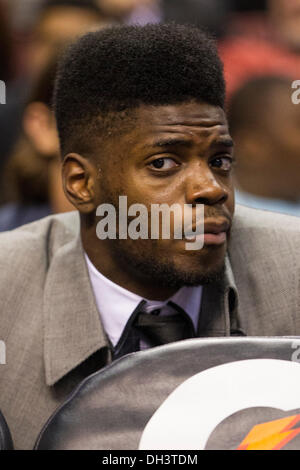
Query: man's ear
62 153 99 213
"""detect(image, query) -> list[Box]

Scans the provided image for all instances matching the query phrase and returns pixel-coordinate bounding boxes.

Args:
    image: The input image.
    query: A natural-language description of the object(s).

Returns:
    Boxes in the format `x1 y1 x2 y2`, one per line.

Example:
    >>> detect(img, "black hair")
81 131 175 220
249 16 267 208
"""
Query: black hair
54 23 225 156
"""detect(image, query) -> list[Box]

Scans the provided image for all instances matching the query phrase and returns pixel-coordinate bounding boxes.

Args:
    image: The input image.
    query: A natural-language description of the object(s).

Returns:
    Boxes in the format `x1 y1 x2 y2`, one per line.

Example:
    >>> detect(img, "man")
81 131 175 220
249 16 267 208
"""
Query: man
228 76 300 216
0 24 300 450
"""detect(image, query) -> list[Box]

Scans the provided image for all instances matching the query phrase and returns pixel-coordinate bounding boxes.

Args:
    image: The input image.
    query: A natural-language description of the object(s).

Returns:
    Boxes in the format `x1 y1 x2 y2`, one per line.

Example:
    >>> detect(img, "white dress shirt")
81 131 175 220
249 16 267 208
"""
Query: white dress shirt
84 253 202 349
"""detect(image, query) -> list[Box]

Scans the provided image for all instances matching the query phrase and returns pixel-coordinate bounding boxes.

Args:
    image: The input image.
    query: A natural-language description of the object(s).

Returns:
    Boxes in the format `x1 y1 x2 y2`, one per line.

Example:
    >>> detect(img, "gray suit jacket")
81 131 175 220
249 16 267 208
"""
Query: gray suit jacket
0 204 299 449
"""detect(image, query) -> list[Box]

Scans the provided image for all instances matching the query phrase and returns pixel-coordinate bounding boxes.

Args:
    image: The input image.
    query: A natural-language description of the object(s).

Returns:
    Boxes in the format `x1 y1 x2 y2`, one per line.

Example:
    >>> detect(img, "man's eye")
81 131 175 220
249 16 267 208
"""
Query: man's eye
210 156 233 171
149 158 178 170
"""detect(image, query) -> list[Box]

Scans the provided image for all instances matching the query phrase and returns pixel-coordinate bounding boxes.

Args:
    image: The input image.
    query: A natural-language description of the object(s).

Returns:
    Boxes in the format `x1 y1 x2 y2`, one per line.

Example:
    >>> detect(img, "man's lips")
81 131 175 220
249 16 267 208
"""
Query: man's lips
203 232 227 245
185 219 231 246
203 219 230 235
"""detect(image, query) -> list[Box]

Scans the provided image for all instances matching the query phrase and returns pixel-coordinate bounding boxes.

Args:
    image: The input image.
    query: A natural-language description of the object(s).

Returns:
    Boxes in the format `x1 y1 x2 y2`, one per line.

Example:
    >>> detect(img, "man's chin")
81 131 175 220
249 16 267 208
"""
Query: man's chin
118 253 226 289
112 237 227 290
149 261 226 289
155 244 227 288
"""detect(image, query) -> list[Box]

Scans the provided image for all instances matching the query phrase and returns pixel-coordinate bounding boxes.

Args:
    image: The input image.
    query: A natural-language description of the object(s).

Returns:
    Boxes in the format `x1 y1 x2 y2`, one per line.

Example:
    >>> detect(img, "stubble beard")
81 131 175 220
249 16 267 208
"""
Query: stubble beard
111 238 226 290
96 187 227 290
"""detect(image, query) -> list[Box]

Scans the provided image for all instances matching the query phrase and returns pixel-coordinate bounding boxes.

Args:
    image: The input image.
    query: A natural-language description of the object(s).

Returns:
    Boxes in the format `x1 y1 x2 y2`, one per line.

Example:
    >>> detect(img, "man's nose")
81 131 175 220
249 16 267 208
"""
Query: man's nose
184 165 228 206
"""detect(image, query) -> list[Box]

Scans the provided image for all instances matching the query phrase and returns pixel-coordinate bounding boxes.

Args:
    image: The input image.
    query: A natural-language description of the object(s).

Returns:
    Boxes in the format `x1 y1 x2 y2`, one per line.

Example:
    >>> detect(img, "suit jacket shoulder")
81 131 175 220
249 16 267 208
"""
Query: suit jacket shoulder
229 204 300 335
0 211 80 335
0 211 107 450
0 211 79 270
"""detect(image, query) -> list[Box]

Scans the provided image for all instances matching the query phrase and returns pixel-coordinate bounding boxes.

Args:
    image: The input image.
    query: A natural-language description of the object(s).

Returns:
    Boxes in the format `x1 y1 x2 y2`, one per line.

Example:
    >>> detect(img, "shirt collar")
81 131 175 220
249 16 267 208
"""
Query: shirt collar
84 253 202 347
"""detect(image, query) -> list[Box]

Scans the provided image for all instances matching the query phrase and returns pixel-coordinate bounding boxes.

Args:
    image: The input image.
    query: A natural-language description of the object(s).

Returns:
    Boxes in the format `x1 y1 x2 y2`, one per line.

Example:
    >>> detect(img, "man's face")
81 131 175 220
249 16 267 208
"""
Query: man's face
95 100 235 288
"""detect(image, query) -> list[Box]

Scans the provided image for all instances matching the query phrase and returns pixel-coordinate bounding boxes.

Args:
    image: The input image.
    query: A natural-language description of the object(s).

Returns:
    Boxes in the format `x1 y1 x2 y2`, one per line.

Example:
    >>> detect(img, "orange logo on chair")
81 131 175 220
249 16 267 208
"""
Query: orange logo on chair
237 414 300 450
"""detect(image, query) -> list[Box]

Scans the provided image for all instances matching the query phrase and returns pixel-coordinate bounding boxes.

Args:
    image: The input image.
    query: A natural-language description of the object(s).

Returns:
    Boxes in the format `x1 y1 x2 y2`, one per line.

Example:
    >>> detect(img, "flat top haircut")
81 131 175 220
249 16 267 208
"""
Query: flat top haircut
54 23 225 156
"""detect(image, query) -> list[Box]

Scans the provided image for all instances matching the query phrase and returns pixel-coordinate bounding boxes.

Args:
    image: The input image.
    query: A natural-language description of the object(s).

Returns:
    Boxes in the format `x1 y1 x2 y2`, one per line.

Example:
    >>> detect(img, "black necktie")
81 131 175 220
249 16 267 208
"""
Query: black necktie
112 300 196 360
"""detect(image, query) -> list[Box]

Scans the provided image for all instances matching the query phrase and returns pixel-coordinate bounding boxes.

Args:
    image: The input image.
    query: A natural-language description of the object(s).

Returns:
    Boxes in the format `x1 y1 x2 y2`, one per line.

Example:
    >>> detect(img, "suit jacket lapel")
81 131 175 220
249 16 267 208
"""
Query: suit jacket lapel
43 231 110 386
197 255 243 337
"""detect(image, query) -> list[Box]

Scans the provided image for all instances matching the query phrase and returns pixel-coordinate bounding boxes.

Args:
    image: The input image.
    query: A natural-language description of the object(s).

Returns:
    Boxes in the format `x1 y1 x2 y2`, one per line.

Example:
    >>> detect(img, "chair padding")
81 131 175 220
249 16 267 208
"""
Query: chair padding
35 337 300 450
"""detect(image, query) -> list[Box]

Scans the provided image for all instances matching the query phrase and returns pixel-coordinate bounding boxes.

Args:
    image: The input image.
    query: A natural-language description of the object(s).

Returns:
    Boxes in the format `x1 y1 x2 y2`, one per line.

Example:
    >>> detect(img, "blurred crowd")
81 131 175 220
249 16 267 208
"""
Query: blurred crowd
0 0 300 231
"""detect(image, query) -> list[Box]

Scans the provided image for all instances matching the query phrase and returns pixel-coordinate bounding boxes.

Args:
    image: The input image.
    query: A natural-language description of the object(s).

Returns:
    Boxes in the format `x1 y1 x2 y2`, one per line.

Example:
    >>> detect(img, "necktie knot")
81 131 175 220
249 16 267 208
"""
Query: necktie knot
113 300 196 360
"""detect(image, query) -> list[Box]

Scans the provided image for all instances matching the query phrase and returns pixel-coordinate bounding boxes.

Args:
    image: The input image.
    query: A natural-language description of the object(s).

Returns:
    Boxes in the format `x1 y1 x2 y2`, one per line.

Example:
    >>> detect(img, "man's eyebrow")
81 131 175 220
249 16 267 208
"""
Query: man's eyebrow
142 138 194 149
142 137 234 150
212 138 234 149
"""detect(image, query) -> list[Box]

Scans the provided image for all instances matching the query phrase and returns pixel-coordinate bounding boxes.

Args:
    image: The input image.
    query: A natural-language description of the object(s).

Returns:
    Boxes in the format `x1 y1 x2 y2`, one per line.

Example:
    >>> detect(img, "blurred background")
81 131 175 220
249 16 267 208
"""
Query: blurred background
0 0 299 231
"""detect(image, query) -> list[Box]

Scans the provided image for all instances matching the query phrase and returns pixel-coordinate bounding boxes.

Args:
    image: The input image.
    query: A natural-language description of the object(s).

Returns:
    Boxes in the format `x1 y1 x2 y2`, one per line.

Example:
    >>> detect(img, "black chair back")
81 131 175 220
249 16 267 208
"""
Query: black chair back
35 337 300 450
